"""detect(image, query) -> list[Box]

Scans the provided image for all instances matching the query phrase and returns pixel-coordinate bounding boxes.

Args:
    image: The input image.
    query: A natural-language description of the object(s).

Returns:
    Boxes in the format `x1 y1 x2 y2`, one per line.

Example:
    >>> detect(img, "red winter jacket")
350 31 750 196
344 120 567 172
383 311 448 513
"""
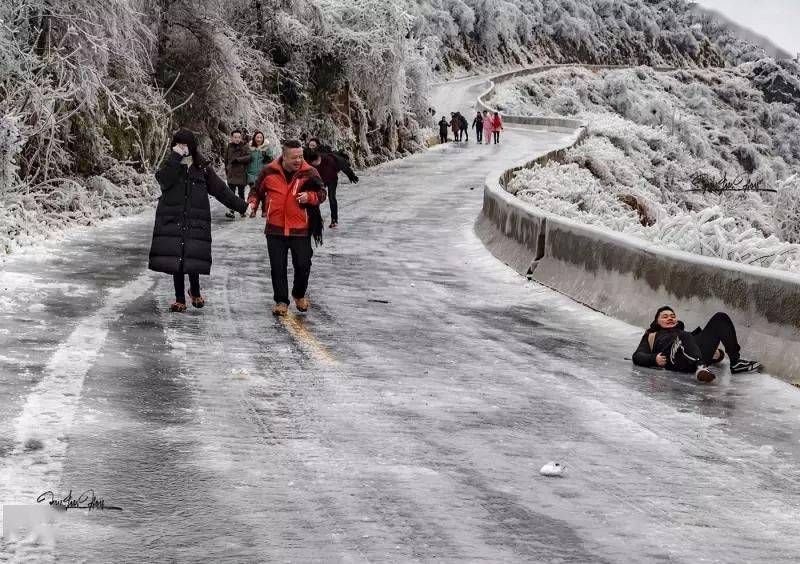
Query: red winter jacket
247 159 326 237
492 114 504 132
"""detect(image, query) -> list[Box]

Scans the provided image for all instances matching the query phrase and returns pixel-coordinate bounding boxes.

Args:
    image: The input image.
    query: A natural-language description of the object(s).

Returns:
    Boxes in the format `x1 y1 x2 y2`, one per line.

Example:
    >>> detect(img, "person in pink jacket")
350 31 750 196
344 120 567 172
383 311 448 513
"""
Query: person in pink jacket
491 111 504 144
482 110 493 146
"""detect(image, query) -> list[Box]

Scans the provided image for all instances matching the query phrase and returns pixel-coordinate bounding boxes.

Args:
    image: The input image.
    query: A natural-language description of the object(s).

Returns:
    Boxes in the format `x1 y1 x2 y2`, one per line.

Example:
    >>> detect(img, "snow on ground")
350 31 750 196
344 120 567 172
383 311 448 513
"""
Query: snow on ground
491 64 800 272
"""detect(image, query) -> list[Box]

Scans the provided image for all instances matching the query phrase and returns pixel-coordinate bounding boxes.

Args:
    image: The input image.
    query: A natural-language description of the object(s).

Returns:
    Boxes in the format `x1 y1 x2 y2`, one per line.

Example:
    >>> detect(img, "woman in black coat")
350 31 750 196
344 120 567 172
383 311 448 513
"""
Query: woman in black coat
149 130 252 312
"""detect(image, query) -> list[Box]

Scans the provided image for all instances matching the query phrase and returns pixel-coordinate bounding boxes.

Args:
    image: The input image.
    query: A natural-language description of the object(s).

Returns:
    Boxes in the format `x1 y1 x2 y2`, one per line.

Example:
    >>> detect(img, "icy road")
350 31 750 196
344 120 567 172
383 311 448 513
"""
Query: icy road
1 75 800 563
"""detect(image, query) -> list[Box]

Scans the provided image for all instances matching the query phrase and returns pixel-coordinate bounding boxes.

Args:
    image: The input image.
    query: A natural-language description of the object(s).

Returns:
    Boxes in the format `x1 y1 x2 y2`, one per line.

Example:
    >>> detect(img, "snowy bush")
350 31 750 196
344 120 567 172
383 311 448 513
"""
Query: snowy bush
1 0 785 253
498 65 800 272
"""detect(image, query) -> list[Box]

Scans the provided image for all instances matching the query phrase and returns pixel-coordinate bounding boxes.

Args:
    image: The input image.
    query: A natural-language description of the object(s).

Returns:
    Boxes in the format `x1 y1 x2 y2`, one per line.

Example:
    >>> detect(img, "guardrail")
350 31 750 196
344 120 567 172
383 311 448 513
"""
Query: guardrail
476 64 800 385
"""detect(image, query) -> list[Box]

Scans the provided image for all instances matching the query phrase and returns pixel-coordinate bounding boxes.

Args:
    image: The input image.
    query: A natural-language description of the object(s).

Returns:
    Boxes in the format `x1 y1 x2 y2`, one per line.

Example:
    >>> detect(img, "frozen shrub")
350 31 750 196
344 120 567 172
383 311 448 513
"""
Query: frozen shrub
494 64 800 272
775 176 800 244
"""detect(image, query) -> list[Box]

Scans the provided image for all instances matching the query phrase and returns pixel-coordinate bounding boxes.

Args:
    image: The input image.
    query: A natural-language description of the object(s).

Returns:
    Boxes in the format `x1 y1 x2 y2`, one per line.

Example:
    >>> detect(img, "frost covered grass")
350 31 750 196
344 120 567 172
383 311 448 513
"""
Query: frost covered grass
0 166 156 254
495 64 800 272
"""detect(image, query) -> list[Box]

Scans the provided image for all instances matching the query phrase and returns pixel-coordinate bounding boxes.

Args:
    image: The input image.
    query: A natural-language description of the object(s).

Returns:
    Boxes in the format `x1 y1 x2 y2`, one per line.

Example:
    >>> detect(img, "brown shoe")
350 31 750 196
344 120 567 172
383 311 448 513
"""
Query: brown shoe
329 222 338 229
695 365 715 383
188 292 205 309
293 297 310 312
169 302 187 313
272 303 288 316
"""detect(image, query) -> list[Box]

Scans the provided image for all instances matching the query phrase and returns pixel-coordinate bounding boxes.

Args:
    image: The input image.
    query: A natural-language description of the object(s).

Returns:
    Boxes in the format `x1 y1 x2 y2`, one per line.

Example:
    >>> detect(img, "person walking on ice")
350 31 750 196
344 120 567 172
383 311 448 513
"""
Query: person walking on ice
632 306 762 382
491 111 504 144
450 113 460 141
438 116 449 144
149 130 252 312
224 129 251 218
247 131 273 217
458 112 469 142
248 140 327 316
472 111 484 144
306 149 358 229
482 110 493 146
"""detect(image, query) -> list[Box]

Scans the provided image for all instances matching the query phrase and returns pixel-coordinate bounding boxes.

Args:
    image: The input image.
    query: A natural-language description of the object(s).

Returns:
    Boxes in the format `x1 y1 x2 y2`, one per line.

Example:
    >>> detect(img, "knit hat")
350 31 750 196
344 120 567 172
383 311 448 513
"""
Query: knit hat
171 129 205 166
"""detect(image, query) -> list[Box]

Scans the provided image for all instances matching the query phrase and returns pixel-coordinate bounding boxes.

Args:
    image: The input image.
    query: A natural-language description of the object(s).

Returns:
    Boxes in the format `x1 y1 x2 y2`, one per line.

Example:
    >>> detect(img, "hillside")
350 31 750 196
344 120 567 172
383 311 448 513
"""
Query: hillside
0 0 789 252
492 61 800 271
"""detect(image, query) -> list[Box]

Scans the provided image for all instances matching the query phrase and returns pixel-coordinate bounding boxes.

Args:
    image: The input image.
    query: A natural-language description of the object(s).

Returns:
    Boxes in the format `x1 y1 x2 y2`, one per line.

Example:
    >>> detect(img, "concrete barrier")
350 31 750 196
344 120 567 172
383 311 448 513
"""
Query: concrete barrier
476 64 800 385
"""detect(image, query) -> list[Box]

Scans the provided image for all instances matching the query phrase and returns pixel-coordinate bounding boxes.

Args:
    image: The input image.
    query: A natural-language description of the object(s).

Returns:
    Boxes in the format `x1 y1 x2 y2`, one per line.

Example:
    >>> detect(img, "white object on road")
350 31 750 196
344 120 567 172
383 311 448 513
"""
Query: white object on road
540 461 566 477
231 367 250 379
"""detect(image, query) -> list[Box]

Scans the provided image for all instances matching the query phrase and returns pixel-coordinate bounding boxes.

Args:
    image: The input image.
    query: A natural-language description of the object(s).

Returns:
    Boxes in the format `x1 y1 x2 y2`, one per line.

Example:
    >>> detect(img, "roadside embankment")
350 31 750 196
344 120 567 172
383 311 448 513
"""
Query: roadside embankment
476 65 800 384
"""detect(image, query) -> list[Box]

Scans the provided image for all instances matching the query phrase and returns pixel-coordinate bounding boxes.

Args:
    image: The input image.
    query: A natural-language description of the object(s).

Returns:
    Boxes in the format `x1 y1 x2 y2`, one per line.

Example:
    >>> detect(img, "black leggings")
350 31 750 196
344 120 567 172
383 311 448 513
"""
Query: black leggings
693 312 741 365
493 131 500 144
460 127 468 141
328 181 338 223
439 132 447 143
173 273 200 303
476 128 483 143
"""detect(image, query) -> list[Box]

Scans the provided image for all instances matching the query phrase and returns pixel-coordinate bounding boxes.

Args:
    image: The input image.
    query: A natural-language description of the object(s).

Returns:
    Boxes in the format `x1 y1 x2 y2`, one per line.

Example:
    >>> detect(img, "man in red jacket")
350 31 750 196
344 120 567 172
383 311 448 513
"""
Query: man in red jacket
248 140 327 316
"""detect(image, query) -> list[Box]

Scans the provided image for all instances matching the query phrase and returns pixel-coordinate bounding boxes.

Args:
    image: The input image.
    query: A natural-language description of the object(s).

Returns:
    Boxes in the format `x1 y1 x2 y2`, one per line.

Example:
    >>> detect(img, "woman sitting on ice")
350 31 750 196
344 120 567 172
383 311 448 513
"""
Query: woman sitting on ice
632 306 761 382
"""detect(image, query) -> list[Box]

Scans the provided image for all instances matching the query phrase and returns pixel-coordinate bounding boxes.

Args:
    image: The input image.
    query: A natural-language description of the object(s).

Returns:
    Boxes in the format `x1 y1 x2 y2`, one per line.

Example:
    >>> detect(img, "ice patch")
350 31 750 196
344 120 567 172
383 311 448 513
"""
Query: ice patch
0 272 155 517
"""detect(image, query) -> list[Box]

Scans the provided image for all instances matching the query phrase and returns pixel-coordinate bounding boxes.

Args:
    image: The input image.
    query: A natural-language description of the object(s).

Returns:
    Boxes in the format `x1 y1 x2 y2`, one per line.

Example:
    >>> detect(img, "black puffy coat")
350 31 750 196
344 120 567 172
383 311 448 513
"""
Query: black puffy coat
148 152 248 275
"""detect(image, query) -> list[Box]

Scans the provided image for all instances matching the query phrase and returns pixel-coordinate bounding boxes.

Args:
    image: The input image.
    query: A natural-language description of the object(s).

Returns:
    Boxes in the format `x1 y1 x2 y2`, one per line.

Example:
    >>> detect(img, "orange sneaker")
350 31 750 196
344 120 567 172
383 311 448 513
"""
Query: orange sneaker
293 297 310 312
272 303 289 316
169 302 187 313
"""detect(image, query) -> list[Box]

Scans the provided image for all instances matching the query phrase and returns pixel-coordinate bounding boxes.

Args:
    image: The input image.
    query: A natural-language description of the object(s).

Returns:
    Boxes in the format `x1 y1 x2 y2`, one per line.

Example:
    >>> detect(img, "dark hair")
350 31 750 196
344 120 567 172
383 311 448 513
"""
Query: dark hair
654 306 675 318
251 130 265 147
231 129 242 136
307 137 320 147
170 129 206 167
649 306 676 331
282 139 302 150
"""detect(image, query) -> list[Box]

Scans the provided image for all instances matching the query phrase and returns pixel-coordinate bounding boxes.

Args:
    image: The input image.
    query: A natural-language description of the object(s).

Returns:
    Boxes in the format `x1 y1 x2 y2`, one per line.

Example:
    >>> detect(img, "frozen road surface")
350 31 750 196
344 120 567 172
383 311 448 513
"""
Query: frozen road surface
2 76 800 563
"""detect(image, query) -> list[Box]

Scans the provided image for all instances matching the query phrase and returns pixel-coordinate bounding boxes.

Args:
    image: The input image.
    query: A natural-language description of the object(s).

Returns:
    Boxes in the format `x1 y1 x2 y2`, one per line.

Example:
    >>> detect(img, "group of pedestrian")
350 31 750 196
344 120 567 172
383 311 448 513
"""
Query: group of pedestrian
438 110 503 144
149 129 357 317
147 128 765 384
223 129 275 219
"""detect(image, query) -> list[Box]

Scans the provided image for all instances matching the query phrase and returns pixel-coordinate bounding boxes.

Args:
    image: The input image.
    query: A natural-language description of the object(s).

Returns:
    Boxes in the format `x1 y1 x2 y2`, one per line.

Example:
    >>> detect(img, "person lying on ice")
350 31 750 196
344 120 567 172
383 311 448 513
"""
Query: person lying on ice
631 306 762 382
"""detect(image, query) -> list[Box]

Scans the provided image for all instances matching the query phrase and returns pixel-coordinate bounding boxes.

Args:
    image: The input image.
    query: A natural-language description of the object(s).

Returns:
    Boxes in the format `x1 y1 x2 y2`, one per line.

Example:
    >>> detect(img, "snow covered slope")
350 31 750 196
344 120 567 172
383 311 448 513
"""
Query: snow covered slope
492 63 800 272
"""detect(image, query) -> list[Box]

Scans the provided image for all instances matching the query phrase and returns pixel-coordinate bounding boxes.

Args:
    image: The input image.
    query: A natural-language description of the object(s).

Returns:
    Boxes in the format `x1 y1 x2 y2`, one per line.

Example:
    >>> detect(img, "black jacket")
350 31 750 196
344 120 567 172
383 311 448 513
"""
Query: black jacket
148 152 248 275
438 118 449 135
632 321 702 372
306 146 358 184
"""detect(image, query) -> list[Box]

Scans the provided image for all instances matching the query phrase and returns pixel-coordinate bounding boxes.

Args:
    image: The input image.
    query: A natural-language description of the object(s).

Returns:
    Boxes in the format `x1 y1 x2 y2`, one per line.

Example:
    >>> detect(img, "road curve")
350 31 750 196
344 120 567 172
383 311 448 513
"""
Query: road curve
1 75 800 562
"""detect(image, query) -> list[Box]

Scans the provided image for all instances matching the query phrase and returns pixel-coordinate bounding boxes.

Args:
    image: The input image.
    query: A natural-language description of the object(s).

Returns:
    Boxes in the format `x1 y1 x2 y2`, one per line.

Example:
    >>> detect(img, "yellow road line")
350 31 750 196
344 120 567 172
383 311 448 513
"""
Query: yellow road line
280 313 336 365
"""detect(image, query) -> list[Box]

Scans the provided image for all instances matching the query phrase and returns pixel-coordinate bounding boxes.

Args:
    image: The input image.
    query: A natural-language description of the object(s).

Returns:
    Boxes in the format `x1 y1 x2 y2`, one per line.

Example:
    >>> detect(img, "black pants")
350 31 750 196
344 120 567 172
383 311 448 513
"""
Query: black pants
173 272 200 303
328 180 338 223
476 128 483 143
439 132 447 143
229 183 246 199
460 127 468 141
267 235 313 304
493 131 500 144
694 312 741 365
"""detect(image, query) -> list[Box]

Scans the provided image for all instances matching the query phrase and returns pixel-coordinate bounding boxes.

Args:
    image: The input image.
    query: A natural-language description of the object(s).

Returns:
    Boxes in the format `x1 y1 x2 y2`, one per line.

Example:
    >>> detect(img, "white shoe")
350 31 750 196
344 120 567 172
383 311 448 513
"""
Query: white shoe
540 461 566 477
